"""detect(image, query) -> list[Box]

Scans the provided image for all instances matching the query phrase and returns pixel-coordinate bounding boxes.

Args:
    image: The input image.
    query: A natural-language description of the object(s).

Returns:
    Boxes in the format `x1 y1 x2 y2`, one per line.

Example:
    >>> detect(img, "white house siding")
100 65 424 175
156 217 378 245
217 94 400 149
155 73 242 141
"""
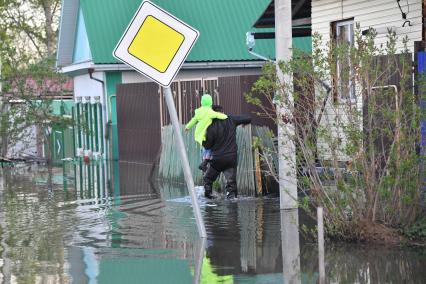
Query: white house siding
311 0 422 161
312 0 422 52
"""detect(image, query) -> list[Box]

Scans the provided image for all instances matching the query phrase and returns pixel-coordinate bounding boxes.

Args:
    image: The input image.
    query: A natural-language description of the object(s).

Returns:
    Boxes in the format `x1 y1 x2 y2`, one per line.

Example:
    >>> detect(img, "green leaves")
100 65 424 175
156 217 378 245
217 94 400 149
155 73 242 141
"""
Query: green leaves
246 26 425 243
404 218 426 241
0 55 73 158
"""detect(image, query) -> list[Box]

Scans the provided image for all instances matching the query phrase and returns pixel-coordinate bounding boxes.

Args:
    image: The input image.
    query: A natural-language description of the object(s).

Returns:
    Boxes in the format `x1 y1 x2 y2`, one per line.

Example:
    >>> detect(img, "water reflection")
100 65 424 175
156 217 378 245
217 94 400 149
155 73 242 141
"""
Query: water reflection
0 166 72 283
0 162 425 283
193 237 206 284
281 209 301 284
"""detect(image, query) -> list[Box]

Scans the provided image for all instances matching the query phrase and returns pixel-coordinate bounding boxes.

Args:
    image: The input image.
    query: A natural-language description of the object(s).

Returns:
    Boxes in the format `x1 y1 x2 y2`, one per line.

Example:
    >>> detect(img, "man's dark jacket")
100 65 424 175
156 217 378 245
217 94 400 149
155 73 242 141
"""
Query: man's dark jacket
202 115 251 160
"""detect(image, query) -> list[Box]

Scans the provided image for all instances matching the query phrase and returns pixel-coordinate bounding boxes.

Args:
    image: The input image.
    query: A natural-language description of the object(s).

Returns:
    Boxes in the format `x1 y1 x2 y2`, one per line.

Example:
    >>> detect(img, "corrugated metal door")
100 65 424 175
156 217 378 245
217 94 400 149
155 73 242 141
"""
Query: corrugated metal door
117 82 161 164
218 75 277 132
116 82 161 194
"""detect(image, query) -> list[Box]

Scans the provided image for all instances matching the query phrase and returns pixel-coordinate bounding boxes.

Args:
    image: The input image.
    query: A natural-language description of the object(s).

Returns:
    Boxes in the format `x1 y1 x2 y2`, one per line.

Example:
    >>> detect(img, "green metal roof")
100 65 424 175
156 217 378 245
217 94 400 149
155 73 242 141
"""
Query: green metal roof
80 0 311 64
98 257 193 284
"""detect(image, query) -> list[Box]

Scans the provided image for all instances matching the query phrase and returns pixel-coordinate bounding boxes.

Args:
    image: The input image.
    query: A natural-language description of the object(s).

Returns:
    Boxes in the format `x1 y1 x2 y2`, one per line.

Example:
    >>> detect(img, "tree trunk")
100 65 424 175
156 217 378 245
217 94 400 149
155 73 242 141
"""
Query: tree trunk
44 131 54 191
41 0 55 56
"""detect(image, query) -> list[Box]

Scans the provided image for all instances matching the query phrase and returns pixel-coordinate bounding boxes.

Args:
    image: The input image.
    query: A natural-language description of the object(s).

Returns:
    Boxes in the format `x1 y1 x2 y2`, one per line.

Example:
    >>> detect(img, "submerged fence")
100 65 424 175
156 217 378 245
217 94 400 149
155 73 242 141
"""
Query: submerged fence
158 124 276 196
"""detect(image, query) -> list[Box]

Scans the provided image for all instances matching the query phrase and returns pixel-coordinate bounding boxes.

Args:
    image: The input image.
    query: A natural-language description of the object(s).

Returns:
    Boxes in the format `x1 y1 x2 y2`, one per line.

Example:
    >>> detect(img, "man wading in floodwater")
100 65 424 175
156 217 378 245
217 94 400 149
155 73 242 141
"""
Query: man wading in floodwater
202 105 251 199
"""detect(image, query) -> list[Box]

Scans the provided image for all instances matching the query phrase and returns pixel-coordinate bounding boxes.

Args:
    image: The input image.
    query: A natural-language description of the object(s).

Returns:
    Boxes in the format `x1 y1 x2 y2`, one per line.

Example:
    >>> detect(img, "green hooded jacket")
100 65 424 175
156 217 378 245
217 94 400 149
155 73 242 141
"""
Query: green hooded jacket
185 94 227 145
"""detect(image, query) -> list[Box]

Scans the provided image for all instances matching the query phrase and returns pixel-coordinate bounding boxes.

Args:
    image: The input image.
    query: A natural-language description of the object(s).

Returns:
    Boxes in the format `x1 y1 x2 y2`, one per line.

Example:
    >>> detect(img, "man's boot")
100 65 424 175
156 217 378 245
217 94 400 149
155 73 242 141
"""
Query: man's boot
204 184 214 199
224 167 237 199
226 190 237 199
225 181 237 199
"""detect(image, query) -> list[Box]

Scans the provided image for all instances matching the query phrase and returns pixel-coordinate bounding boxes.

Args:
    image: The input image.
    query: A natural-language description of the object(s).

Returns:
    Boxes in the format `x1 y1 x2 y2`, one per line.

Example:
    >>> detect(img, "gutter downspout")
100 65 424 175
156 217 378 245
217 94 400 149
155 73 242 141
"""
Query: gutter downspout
88 68 111 195
88 68 108 160
88 68 105 86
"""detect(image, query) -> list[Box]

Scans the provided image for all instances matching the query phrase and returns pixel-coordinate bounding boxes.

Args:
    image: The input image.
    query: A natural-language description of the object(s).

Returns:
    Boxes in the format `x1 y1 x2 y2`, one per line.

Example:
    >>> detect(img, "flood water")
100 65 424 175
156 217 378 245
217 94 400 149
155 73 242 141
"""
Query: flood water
0 163 425 284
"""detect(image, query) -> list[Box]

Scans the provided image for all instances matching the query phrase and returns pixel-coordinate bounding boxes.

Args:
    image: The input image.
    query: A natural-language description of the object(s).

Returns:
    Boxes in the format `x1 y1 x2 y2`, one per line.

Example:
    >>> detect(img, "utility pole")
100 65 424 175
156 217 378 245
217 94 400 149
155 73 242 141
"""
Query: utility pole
275 0 297 209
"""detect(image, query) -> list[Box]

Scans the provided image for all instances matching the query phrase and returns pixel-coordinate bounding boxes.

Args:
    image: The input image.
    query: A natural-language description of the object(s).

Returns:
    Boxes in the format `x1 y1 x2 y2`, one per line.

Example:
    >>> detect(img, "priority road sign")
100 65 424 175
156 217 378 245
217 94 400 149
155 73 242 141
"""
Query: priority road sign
113 1 199 87
113 1 206 238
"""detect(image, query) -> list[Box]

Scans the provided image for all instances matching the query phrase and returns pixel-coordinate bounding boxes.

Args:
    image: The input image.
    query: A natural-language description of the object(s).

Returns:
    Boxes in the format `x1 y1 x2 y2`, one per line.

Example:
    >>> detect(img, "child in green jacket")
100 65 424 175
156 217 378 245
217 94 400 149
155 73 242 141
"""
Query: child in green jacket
185 94 227 170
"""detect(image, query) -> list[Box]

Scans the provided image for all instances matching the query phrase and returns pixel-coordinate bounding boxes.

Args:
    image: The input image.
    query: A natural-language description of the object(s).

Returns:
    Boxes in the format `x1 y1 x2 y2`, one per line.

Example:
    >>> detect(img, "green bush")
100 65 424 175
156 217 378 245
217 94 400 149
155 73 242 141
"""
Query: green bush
404 218 426 241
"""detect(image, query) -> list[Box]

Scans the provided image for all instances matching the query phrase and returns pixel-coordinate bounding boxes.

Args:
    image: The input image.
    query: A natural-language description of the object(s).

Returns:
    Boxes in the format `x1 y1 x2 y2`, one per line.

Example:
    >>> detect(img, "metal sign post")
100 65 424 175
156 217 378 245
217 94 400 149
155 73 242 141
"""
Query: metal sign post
164 87 207 238
113 0 206 238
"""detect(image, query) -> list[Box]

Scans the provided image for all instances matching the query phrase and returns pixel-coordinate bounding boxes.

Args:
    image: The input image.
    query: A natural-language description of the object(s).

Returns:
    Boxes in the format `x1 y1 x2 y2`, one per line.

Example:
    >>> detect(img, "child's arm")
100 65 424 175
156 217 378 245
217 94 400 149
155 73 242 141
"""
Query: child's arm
185 116 198 129
212 111 228 120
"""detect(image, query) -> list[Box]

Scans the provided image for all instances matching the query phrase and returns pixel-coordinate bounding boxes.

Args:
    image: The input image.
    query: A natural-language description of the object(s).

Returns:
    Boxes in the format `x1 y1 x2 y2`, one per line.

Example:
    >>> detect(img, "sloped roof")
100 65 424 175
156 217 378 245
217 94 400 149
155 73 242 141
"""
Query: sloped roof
56 0 79 67
254 0 311 28
63 0 311 65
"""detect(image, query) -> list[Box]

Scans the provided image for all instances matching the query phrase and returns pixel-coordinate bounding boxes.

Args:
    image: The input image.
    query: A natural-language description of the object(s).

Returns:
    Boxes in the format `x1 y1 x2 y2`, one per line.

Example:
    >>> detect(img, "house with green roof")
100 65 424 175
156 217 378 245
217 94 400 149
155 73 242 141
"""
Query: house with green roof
56 0 311 169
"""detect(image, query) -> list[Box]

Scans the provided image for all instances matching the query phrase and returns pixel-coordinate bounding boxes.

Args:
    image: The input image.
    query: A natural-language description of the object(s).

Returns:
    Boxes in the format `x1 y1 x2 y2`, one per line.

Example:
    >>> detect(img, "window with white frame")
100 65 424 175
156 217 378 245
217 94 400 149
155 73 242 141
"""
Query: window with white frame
334 20 355 102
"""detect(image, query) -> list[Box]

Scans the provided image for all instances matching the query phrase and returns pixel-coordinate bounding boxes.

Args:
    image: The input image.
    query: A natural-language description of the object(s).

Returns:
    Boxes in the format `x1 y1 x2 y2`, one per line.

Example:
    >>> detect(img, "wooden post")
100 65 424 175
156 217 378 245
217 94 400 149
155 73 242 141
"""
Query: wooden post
254 147 263 196
317 207 326 284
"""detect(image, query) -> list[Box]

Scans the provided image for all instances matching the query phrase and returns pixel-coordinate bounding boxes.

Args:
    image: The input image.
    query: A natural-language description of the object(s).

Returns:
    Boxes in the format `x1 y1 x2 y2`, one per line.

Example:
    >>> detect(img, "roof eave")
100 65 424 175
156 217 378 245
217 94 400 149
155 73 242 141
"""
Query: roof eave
59 60 268 76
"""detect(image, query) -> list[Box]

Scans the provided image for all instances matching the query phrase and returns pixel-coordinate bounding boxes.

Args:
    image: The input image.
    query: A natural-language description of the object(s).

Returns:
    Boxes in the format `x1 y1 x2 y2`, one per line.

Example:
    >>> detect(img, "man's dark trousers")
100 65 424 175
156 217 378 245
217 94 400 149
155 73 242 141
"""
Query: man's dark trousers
203 154 237 197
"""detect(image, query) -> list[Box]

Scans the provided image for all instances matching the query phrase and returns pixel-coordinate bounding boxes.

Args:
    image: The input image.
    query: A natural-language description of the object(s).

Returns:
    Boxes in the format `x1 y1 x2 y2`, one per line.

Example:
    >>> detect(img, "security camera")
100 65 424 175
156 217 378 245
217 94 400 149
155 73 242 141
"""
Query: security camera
246 32 255 51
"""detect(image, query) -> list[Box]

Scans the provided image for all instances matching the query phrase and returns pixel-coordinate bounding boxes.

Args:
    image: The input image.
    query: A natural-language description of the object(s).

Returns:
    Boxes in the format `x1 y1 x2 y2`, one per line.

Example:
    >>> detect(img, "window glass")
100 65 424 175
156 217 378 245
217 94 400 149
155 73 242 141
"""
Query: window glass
334 20 355 102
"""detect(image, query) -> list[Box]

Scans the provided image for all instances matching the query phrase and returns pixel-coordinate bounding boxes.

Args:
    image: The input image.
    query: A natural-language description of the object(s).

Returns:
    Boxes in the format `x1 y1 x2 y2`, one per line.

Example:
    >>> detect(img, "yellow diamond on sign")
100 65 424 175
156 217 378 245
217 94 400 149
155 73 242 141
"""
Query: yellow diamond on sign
128 15 185 73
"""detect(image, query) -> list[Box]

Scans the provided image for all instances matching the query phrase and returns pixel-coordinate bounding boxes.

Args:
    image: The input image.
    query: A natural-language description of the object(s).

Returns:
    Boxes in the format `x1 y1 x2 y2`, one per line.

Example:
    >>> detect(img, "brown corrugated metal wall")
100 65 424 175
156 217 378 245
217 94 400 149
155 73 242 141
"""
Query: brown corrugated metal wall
180 80 202 124
159 79 221 126
219 76 242 115
117 82 162 164
219 75 277 132
116 82 161 194
117 76 277 163
116 74 276 164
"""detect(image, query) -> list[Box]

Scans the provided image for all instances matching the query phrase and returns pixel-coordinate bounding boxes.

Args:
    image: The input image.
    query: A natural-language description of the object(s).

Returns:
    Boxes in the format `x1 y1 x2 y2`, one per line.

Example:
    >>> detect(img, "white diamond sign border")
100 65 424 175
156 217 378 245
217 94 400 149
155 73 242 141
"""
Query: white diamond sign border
113 0 199 87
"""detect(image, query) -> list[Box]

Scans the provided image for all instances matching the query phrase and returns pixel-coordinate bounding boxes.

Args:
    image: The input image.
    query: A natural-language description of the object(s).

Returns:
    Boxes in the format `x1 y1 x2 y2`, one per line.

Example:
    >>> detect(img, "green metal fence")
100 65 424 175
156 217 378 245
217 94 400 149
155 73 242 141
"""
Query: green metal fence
48 100 75 166
73 98 104 155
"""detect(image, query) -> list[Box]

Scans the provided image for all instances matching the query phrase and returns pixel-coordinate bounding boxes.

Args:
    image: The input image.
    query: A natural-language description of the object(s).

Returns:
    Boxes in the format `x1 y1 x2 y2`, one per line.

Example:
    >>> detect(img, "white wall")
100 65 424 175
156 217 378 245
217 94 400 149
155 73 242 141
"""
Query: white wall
73 72 105 104
73 72 108 157
312 0 422 52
